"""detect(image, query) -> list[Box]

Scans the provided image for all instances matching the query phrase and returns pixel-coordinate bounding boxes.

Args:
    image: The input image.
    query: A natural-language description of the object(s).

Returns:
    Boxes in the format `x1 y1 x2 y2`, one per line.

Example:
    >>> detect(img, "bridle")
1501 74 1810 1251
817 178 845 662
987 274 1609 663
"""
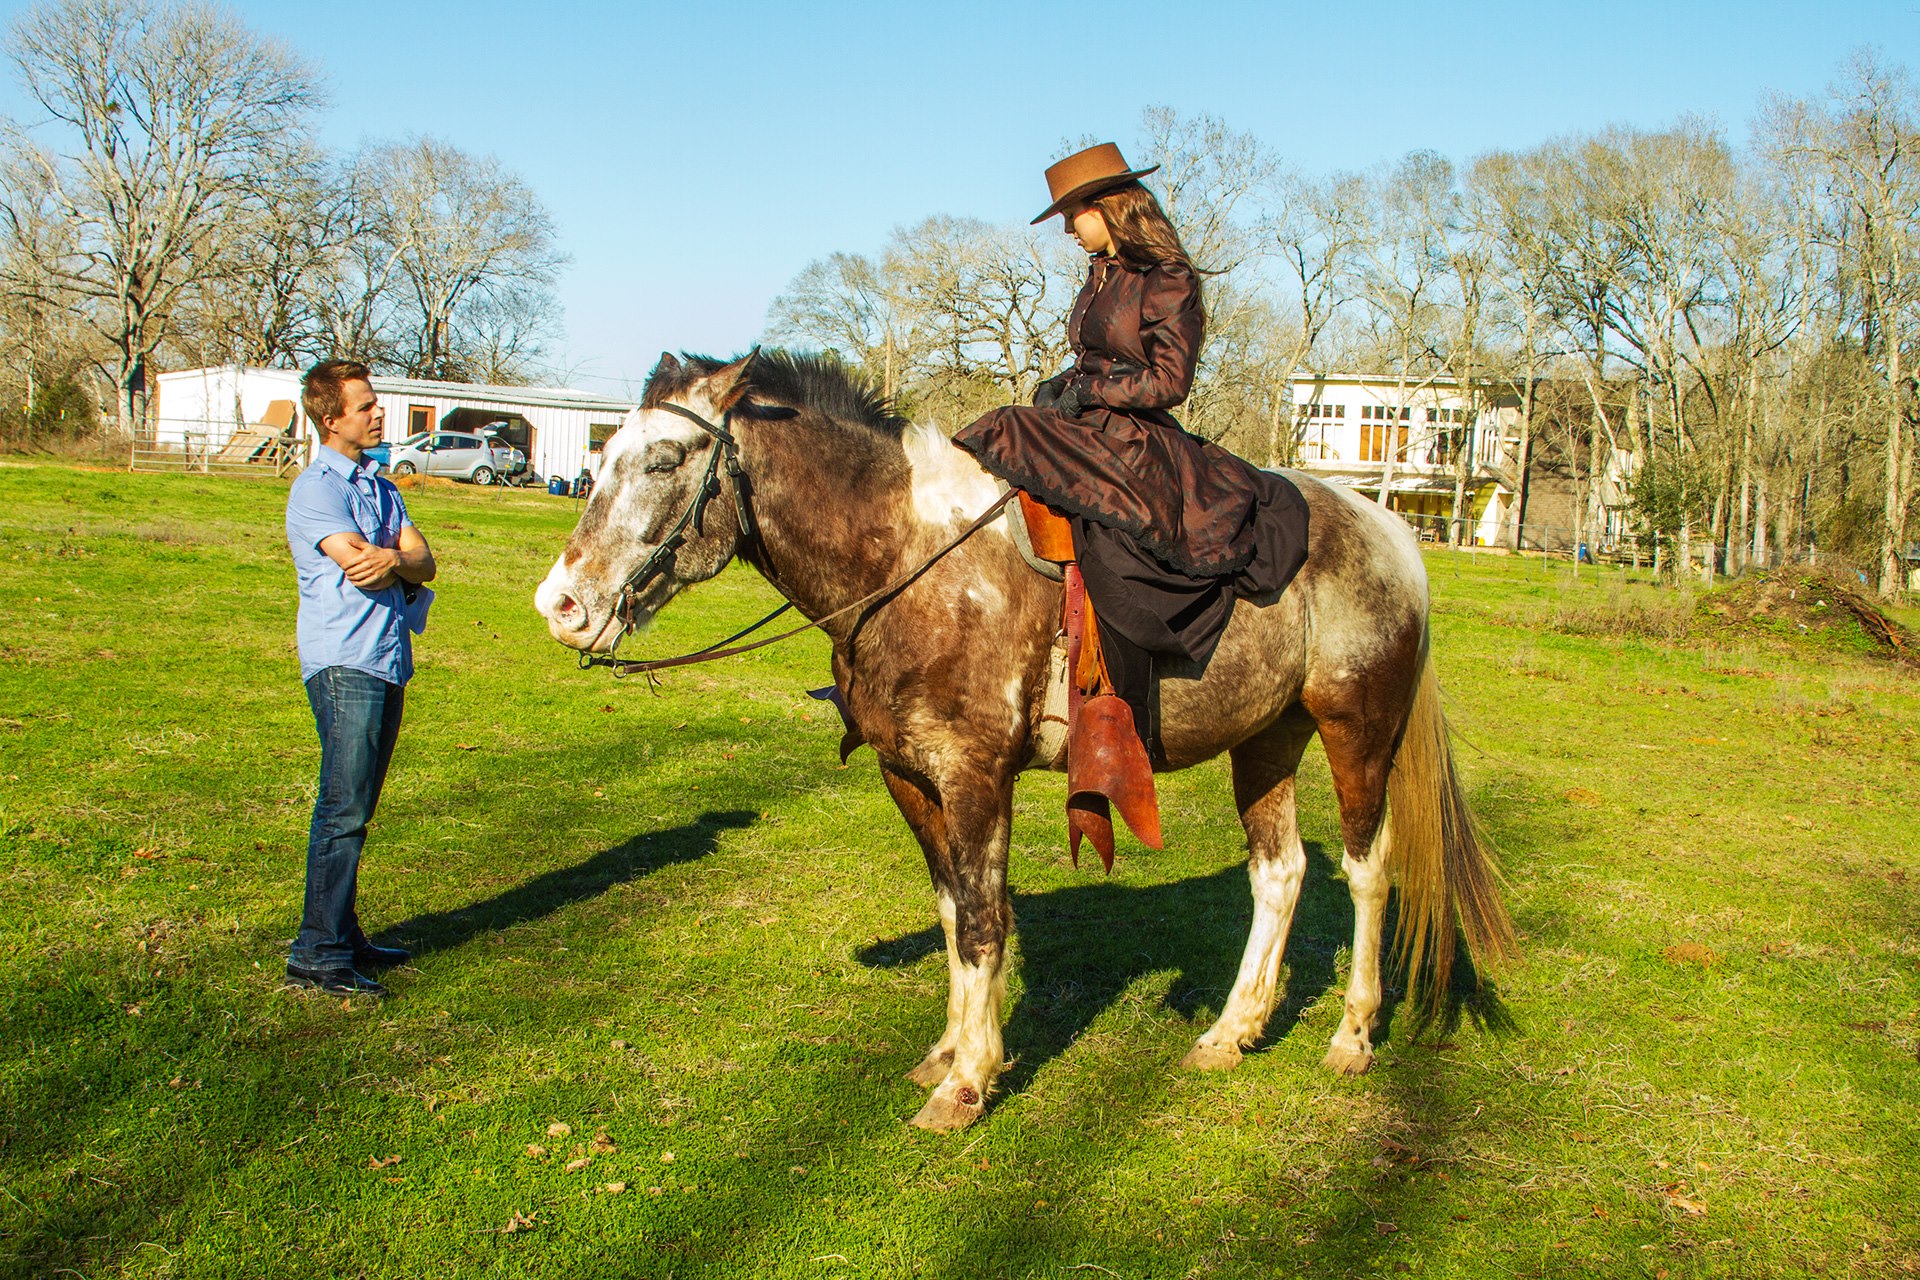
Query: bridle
574 398 1015 679
575 399 763 670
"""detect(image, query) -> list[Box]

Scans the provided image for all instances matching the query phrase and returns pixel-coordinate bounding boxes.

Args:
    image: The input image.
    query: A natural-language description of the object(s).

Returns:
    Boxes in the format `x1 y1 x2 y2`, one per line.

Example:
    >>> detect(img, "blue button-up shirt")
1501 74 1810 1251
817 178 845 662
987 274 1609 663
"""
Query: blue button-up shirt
286 445 415 685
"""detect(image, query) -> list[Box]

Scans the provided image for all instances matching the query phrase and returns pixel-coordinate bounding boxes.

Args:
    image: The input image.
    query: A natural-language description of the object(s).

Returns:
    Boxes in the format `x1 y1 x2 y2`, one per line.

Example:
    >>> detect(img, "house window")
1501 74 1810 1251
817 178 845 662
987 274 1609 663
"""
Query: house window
588 422 620 452
1360 403 1410 462
408 405 433 435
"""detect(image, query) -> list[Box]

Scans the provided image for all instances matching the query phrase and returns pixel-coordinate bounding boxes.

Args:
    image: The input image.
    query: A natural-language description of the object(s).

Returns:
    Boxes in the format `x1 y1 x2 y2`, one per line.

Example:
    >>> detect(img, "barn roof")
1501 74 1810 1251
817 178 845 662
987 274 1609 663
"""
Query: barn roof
367 376 636 414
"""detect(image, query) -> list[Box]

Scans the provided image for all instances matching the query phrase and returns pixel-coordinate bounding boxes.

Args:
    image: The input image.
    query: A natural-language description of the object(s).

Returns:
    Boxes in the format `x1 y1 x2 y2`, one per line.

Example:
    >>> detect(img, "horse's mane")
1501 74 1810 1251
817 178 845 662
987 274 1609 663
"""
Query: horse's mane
642 350 909 439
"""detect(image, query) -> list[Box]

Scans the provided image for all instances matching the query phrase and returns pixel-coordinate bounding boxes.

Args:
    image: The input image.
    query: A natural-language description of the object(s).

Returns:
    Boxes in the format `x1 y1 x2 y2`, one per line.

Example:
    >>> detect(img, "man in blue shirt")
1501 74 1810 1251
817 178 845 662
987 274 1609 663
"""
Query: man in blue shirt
284 360 436 997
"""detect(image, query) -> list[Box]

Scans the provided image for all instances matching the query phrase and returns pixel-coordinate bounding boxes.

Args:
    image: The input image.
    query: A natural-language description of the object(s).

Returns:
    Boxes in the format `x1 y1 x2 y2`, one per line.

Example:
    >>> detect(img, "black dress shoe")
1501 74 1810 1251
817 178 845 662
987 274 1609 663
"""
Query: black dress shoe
352 941 411 970
286 963 388 997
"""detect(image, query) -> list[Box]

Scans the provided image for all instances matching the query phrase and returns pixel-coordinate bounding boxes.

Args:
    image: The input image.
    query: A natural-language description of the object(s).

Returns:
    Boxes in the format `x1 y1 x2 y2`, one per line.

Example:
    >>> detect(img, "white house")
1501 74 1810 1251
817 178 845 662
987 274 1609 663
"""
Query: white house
152 365 637 482
1289 371 1521 544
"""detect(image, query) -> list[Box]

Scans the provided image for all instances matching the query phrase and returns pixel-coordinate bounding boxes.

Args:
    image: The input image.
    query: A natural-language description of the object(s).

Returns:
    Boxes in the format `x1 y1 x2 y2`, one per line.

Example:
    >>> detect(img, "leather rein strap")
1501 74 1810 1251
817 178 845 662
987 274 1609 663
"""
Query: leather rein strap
577 399 1016 679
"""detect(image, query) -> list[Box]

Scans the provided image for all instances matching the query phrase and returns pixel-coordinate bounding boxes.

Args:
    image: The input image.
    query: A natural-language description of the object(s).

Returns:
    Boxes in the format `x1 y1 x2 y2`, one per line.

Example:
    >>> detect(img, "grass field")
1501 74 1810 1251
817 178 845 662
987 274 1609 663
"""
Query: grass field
1 458 1915 1280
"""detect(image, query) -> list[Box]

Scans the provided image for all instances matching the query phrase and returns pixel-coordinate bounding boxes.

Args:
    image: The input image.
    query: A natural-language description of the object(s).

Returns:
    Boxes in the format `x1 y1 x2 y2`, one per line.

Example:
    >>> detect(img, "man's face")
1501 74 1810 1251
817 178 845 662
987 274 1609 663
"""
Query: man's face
324 379 384 460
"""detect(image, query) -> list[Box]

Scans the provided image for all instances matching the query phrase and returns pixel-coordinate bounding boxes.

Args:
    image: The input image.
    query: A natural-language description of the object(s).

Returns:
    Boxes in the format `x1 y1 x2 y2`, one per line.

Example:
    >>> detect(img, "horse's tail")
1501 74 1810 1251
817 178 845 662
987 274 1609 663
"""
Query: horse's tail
1383 642 1517 1014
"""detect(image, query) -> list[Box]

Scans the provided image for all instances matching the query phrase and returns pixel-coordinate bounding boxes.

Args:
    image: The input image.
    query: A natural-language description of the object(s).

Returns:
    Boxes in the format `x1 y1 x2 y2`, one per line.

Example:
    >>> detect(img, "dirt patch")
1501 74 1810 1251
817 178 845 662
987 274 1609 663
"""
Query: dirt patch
1695 569 1918 668
391 473 459 491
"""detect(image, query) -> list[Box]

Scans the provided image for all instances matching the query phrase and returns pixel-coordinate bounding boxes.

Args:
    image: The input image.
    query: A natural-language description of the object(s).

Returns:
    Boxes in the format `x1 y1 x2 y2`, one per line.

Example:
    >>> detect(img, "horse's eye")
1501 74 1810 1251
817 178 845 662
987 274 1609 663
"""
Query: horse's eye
643 442 686 474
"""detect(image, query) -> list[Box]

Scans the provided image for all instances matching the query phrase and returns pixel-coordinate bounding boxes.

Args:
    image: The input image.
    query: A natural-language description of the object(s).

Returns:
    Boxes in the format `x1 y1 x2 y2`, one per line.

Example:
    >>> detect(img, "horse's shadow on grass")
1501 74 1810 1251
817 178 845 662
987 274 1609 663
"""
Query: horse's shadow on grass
380 808 756 958
861 843 1352 1090
858 843 1514 1093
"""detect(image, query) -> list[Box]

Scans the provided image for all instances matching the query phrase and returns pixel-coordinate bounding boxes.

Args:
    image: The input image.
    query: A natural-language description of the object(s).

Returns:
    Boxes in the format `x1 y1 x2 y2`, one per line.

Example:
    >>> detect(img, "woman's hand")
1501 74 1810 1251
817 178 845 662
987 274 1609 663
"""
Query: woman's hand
1052 377 1093 418
1032 370 1072 409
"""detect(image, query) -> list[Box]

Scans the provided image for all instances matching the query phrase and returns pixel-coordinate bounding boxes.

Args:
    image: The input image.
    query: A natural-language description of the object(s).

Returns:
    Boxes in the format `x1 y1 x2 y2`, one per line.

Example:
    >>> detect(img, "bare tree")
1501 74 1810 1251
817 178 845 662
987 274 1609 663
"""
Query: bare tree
357 135 567 382
0 0 322 437
1767 52 1920 596
766 251 914 398
1266 169 1369 463
169 143 358 370
1469 150 1562 550
766 216 1078 428
1355 152 1454 507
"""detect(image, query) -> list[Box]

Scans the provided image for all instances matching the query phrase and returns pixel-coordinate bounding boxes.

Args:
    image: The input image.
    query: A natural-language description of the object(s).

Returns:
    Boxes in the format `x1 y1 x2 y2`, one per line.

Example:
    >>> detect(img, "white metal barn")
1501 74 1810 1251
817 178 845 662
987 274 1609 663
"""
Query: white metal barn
153 365 638 481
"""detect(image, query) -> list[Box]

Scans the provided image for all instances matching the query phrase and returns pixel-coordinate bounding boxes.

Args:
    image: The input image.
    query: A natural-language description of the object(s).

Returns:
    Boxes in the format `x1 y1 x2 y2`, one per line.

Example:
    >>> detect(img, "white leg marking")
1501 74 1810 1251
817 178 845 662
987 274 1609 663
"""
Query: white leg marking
1326 845 1391 1074
908 891 964 1088
1185 842 1308 1070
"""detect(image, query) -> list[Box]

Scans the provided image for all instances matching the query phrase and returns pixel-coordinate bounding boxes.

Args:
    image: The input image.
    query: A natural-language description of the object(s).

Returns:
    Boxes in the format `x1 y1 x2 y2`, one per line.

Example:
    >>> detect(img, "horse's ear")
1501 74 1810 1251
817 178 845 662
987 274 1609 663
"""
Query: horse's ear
650 351 682 379
700 348 759 412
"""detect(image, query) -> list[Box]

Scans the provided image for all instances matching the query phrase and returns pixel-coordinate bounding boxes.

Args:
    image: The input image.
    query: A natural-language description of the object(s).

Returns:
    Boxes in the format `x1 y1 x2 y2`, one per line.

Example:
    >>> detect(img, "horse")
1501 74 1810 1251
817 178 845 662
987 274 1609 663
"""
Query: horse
535 350 1515 1132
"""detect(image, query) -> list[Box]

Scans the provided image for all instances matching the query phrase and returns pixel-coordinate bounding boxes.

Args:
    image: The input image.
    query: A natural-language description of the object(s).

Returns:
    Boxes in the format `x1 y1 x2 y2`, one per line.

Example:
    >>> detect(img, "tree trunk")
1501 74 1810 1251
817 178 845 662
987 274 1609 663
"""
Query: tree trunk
1880 338 1907 597
1509 371 1535 552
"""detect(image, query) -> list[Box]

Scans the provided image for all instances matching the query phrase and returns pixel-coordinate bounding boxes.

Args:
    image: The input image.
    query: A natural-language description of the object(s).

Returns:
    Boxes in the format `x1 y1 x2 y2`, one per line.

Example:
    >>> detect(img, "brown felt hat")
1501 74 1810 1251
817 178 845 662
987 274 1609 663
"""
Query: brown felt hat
1031 142 1159 225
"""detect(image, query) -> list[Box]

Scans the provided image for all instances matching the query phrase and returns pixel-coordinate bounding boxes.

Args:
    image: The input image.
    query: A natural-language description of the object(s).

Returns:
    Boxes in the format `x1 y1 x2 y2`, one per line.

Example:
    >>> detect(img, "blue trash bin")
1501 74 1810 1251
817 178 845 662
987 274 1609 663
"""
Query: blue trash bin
547 476 567 496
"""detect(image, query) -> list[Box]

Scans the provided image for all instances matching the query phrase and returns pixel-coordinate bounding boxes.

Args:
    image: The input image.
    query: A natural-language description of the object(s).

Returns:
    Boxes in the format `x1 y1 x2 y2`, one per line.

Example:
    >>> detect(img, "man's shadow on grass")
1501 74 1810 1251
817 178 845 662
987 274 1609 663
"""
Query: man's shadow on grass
857 842 1512 1094
379 808 756 958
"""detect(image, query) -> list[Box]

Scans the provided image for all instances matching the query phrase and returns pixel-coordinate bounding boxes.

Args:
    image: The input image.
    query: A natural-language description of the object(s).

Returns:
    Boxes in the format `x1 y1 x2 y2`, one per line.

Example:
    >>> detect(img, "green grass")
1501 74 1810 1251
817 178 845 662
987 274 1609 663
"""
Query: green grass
1 458 1915 1279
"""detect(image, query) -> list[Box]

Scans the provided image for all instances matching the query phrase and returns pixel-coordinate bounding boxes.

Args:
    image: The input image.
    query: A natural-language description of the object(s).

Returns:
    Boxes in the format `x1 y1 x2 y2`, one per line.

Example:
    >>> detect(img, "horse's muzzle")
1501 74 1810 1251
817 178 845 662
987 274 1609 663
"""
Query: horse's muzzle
535 572 604 649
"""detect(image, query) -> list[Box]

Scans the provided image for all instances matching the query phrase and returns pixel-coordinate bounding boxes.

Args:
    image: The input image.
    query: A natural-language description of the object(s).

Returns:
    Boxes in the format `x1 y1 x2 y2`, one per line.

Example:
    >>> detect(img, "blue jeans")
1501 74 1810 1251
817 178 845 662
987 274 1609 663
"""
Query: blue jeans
292 667 406 969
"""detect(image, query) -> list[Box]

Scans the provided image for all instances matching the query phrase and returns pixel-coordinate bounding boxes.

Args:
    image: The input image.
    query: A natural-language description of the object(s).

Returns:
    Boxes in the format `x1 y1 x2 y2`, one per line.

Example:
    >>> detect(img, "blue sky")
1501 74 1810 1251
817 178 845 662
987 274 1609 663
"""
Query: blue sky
2 0 1915 394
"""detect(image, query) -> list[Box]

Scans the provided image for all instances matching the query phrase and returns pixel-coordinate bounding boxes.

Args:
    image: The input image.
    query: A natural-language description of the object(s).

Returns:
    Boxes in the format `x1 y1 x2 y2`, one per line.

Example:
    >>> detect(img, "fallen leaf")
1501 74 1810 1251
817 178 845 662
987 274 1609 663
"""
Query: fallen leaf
525 1144 547 1159
564 1156 591 1173
660 1151 676 1164
501 1209 537 1234
132 847 157 859
546 1122 572 1138
1554 1064 1579 1076
1661 1184 1707 1216
1374 1221 1399 1236
368 1154 401 1169
591 1132 617 1154
610 1039 630 1051
602 1181 627 1194
456 743 478 751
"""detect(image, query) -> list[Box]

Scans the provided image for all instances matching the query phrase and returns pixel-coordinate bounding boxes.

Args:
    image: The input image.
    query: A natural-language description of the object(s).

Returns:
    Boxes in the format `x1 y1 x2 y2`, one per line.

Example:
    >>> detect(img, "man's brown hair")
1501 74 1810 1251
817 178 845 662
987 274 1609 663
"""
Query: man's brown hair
302 359 373 436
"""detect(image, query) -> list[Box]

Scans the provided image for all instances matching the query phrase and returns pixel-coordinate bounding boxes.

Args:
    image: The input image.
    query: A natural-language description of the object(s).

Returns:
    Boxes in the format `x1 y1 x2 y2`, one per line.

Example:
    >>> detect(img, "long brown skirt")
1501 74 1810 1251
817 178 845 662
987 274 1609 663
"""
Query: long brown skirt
954 401 1310 666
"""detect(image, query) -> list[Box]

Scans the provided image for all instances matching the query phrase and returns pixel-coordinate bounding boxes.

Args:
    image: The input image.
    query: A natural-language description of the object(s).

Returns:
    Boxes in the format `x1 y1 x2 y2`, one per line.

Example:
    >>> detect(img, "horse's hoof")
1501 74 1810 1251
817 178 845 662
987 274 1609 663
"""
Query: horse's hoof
1180 1041 1243 1072
909 1087 985 1132
905 1051 953 1090
1322 1043 1373 1076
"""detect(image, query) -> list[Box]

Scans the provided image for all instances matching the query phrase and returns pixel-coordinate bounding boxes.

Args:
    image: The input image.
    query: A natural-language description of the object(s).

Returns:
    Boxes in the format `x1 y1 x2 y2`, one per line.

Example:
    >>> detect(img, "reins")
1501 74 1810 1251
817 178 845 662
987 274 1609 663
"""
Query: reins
576 399 1016 680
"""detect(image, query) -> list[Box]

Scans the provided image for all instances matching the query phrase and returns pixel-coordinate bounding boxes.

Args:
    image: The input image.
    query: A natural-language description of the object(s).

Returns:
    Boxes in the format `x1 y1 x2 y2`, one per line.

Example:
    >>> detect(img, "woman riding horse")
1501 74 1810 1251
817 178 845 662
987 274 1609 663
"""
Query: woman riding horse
953 143 1311 763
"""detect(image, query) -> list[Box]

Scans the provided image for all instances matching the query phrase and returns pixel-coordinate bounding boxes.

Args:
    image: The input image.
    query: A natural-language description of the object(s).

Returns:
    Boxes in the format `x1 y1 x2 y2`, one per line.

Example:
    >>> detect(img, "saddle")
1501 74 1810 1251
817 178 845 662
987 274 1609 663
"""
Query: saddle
1017 492 1162 871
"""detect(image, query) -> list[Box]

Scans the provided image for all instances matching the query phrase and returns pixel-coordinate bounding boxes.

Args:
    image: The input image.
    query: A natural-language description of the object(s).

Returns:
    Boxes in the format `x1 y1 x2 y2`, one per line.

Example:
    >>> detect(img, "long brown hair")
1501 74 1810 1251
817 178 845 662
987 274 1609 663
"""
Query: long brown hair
1089 182 1203 309
1090 184 1189 267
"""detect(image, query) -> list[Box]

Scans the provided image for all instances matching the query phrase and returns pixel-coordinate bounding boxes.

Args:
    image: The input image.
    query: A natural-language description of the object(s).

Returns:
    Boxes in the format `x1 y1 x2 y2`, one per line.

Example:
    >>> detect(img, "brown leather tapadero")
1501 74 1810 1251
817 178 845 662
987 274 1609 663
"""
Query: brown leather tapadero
1016 490 1075 562
954 256 1309 624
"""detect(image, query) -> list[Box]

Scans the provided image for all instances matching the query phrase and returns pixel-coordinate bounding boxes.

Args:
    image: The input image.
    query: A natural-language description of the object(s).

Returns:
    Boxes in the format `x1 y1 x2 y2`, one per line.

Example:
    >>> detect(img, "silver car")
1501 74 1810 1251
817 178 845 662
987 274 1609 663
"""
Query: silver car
386 431 518 485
